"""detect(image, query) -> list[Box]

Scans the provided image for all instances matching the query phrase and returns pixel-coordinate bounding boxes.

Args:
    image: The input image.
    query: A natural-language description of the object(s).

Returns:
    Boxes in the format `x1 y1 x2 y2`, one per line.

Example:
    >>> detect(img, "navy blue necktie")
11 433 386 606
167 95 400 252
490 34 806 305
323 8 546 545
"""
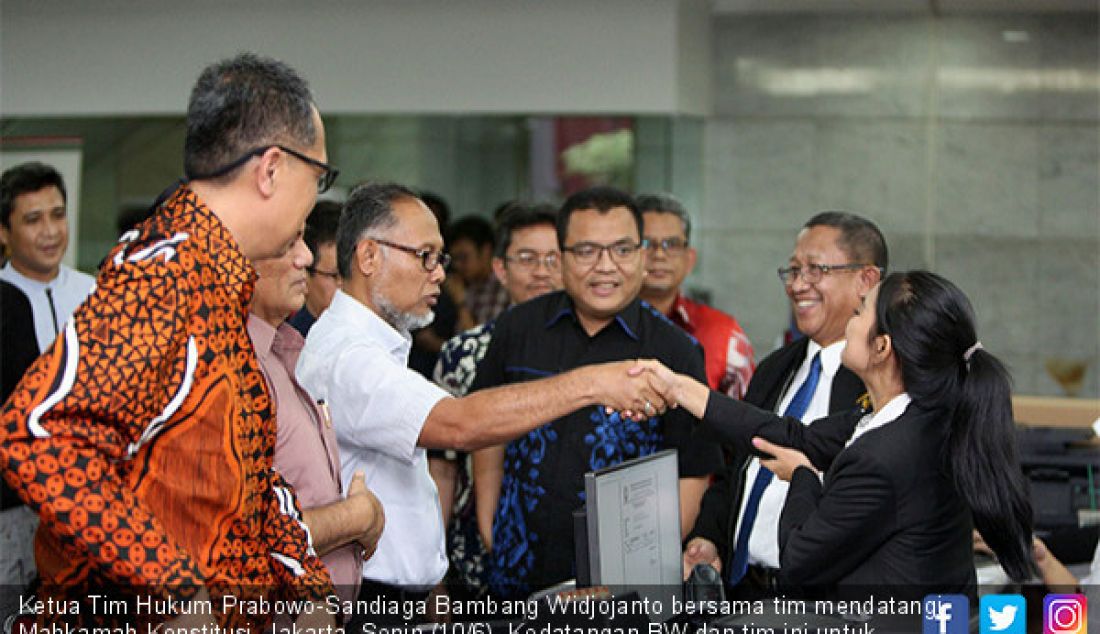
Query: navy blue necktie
728 351 822 585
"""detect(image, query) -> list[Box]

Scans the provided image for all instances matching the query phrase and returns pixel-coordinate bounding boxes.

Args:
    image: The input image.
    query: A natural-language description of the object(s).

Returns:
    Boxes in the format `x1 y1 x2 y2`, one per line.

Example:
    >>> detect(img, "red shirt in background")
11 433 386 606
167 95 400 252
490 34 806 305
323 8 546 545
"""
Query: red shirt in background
666 294 755 400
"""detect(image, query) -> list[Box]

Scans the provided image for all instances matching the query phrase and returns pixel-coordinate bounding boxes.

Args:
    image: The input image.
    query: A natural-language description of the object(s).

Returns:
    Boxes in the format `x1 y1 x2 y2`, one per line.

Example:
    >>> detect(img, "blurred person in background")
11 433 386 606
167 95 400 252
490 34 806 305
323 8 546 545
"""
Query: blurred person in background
289 199 343 336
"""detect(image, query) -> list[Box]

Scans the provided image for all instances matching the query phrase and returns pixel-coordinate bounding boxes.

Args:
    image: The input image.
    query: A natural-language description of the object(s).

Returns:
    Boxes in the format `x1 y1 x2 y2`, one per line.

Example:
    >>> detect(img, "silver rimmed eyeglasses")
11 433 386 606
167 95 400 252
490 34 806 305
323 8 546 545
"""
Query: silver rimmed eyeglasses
777 263 882 285
504 250 561 271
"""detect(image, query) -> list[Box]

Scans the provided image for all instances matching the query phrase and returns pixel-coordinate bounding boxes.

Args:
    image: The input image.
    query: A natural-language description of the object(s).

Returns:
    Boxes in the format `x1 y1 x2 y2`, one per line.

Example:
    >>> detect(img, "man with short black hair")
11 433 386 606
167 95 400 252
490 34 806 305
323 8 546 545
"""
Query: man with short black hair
1 53 338 629
0 162 94 353
684 211 886 598
472 186 724 598
637 193 755 399
289 199 342 336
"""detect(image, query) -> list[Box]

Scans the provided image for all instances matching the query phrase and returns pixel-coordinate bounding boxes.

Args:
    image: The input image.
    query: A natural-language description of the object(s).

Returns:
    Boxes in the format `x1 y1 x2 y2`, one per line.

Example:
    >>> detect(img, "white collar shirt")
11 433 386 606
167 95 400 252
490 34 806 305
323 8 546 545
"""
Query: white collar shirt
845 393 911 448
296 290 449 588
739 338 847 569
1 263 94 352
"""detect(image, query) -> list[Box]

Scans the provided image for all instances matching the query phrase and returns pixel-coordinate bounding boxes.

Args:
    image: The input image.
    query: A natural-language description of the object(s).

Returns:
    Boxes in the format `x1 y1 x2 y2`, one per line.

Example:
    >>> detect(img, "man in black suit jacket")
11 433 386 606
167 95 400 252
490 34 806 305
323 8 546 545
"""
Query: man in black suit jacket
2 279 39 403
683 211 887 597
1 279 41 619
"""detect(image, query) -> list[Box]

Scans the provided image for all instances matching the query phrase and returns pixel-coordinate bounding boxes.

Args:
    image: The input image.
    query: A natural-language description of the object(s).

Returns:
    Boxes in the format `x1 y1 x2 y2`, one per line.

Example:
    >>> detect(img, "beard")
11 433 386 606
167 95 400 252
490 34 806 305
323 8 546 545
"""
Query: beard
372 288 435 336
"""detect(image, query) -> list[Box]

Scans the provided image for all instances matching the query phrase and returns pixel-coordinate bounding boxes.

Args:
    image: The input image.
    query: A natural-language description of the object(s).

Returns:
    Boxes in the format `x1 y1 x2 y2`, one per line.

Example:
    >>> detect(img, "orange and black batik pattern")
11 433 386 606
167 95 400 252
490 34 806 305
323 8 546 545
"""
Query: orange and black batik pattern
0 187 333 628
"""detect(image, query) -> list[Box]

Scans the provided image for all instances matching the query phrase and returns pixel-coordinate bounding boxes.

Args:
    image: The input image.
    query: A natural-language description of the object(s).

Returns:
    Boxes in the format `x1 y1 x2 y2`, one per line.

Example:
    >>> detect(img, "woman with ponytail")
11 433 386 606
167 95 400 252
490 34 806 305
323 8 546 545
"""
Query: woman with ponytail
643 270 1033 595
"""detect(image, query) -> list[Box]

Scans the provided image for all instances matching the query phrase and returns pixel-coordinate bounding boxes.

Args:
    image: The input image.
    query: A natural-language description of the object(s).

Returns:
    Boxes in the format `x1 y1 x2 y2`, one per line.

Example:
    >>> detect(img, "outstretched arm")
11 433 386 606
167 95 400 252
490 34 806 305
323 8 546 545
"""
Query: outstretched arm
419 360 670 451
632 360 852 471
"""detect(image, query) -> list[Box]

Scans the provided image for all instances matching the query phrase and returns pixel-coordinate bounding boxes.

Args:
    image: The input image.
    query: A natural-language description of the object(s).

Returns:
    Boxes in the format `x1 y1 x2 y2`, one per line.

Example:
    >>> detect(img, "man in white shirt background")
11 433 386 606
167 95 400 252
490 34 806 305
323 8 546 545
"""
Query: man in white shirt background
0 161 95 614
0 161 94 353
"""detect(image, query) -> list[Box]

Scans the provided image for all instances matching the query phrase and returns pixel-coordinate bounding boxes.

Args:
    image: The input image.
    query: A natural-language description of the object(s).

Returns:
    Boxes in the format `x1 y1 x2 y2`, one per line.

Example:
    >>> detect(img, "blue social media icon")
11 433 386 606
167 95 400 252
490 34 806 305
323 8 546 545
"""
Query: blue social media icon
924 594 970 634
981 594 1026 634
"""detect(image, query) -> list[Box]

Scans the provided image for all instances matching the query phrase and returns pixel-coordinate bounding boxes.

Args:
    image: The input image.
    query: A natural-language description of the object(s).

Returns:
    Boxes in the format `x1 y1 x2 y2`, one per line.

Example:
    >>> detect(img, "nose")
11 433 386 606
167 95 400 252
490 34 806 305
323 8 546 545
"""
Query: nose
594 247 617 271
44 215 65 238
295 240 314 269
429 260 446 284
532 260 553 277
788 270 812 293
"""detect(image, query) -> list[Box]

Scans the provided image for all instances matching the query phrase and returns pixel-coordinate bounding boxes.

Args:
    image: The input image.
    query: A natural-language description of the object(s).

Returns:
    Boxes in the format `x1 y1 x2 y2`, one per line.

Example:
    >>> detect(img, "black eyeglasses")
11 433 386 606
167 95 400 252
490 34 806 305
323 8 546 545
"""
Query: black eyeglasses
306 266 340 281
187 144 339 193
279 145 340 193
777 263 880 285
504 250 561 271
370 237 451 272
644 237 689 255
561 240 647 266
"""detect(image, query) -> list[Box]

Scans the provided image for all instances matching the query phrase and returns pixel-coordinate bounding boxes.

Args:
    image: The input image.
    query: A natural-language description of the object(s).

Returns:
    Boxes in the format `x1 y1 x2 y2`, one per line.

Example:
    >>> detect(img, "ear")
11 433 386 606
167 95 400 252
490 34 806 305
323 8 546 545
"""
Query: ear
684 246 698 275
858 265 882 293
875 333 893 362
254 147 282 198
491 256 507 286
355 239 379 277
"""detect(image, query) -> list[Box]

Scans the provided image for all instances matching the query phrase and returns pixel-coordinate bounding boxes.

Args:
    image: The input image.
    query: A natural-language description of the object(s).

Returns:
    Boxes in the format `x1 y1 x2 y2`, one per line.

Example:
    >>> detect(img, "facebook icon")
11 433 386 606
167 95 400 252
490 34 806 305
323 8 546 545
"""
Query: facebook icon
924 594 970 634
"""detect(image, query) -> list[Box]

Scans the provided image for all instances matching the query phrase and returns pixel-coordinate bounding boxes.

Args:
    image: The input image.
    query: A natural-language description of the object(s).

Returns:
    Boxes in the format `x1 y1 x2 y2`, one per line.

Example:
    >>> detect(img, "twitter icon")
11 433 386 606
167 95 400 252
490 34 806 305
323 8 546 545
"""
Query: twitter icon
981 594 1026 634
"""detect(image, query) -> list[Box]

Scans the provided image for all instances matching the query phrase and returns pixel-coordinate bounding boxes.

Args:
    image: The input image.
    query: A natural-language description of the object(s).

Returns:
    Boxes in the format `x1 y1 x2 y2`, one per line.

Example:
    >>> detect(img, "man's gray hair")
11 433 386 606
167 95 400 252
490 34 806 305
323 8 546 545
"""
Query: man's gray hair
336 182 418 278
636 193 691 240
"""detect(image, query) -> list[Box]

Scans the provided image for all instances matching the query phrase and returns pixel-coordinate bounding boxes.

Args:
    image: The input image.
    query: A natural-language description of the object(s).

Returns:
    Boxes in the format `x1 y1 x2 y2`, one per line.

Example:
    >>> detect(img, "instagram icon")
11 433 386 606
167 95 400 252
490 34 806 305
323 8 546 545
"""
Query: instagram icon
1045 594 1087 634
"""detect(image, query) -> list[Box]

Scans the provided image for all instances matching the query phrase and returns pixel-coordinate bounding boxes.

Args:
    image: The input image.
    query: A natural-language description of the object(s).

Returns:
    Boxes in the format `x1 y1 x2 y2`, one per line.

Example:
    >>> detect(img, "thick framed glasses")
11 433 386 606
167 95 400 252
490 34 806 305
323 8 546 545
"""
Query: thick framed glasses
306 266 340 281
561 240 646 266
644 237 689 256
279 145 340 193
504 250 561 271
187 144 340 193
370 237 451 271
777 263 880 285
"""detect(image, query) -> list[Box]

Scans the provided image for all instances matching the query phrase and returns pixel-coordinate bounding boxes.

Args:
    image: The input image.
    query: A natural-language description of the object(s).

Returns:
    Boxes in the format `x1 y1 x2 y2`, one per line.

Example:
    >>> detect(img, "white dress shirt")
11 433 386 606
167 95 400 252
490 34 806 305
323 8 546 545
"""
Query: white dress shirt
737 338 846 569
296 290 449 588
1 263 94 353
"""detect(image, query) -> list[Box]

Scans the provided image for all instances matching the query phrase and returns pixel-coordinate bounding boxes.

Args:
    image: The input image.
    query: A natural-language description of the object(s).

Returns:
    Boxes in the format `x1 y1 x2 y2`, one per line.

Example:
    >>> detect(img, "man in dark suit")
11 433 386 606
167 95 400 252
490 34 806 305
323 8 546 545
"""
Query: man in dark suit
683 211 887 597
1 280 38 401
1 279 40 618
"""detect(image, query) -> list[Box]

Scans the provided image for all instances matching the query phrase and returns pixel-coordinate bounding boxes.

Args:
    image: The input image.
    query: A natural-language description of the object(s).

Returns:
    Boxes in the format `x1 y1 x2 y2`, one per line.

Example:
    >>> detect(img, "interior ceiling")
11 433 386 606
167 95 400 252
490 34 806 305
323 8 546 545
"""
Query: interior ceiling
712 0 1100 13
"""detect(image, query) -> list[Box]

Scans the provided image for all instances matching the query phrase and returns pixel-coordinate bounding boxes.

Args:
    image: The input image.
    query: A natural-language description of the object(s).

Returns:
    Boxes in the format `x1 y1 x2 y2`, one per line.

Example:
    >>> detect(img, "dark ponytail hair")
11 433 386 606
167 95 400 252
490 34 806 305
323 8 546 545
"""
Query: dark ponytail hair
874 270 1034 581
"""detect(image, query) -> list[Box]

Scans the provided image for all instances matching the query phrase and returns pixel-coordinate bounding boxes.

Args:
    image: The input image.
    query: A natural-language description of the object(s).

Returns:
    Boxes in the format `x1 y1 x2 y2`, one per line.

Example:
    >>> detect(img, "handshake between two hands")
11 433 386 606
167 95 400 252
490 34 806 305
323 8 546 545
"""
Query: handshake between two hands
596 358 682 422
597 359 814 482
598 356 682 420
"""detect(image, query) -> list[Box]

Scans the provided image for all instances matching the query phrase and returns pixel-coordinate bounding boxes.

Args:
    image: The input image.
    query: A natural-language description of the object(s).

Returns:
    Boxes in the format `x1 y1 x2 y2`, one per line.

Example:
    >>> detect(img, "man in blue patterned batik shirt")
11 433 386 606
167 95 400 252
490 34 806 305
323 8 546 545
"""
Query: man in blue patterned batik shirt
470 186 723 599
